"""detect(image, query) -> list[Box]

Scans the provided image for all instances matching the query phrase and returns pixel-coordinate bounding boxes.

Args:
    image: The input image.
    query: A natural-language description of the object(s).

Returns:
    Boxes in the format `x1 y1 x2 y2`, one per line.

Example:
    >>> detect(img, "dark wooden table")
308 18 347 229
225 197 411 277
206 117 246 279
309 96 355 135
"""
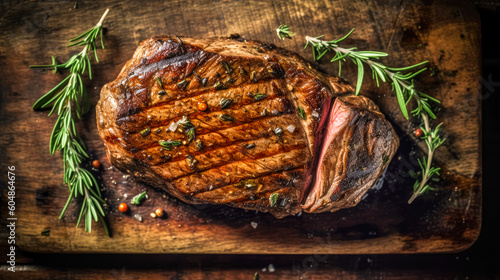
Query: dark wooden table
1 0 498 278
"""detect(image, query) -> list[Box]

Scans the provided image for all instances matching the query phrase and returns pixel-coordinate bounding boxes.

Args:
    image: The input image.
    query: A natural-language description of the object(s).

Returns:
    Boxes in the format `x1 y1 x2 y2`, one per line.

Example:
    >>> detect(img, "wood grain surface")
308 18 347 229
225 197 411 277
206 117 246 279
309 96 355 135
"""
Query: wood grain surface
0 0 481 254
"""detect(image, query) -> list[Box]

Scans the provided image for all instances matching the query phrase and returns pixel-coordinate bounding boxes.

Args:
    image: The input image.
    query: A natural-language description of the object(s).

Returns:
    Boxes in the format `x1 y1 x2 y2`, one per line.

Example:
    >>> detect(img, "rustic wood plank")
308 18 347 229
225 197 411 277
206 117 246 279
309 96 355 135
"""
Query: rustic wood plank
0 265 475 280
0 252 485 278
0 0 481 254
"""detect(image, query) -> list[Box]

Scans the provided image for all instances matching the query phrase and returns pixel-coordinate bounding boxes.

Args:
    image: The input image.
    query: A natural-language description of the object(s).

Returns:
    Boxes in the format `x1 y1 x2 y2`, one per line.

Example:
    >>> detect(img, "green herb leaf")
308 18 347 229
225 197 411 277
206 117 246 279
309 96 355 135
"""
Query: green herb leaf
354 57 364 95
298 107 306 120
178 116 196 142
221 60 233 74
131 191 147 205
219 98 233 109
219 114 235 122
393 80 409 119
186 127 196 143
253 93 268 102
214 81 227 90
236 179 258 190
156 77 163 88
269 193 278 207
178 116 194 129
382 155 389 165
177 79 188 90
159 139 182 150
140 128 151 137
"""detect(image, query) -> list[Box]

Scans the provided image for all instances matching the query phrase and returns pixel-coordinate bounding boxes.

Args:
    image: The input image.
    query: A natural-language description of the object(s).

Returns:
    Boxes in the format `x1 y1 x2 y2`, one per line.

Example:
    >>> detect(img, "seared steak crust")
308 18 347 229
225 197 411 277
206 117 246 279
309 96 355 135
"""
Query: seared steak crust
96 36 398 218
302 95 399 212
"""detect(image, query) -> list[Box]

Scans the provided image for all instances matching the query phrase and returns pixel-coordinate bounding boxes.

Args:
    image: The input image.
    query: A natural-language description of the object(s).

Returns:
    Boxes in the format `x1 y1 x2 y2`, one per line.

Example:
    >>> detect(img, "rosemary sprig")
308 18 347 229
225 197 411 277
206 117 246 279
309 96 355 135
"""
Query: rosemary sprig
409 120 445 203
276 25 295 40
291 28 445 203
31 9 110 235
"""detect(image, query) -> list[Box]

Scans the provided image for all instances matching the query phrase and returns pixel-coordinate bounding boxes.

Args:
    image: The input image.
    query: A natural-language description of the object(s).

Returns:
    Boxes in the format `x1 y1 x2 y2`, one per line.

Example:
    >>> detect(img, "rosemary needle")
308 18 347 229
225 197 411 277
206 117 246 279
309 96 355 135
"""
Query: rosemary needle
284 27 445 202
31 9 110 235
276 25 295 40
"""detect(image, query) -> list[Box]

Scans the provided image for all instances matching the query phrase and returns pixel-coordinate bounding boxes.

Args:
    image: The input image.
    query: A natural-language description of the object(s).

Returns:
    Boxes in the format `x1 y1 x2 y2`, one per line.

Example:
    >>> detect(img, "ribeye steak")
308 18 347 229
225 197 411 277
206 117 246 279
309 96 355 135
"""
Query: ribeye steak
96 36 399 218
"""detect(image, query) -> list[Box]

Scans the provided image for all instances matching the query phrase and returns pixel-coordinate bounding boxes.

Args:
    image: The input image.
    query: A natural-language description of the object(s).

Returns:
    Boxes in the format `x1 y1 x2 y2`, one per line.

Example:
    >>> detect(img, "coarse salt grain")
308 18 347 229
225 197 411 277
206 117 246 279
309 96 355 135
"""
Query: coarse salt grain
251 222 258 229
286 125 295 133
134 214 143 222
311 111 319 118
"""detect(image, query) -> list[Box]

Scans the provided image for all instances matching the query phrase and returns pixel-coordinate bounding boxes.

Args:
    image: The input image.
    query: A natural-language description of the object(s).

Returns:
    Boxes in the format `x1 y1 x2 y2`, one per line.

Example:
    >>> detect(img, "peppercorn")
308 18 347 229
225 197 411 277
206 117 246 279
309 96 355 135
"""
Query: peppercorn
155 208 164 218
118 203 128 212
198 101 208 111
414 128 423 138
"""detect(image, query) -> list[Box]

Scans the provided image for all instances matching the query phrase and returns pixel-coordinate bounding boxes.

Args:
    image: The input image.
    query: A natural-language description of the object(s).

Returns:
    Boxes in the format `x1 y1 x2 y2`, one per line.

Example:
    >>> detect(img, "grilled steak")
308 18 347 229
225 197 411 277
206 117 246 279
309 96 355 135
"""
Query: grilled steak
96 36 399 218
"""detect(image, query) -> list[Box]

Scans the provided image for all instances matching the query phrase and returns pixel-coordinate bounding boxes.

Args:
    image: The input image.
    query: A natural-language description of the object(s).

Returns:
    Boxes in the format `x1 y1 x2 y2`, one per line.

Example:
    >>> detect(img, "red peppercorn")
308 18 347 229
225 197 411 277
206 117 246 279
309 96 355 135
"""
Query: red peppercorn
198 101 208 111
92 160 101 168
118 203 128 212
414 128 423 138
155 208 164 218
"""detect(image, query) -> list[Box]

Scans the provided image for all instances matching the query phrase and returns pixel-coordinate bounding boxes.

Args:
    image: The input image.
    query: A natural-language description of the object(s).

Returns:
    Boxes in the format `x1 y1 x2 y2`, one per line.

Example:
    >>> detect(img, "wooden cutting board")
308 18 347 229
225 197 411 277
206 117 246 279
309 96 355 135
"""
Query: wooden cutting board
0 0 481 254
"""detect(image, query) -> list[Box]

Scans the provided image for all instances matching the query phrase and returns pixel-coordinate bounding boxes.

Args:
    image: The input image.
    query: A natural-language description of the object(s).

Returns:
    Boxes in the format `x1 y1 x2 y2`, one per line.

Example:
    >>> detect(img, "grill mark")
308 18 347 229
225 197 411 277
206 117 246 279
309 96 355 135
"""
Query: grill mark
164 148 307 195
118 112 299 158
146 50 281 102
144 78 281 110
154 135 304 166
199 186 297 205
133 115 305 170
138 38 196 66
130 51 203 82
116 77 288 133
194 168 303 197
117 49 285 122
152 144 305 183
282 67 312 153
123 95 293 146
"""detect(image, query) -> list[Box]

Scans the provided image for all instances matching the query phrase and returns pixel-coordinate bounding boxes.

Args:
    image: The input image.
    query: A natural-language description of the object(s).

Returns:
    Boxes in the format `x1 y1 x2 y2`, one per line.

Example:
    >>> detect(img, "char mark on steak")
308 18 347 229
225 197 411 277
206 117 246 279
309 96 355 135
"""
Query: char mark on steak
96 36 399 218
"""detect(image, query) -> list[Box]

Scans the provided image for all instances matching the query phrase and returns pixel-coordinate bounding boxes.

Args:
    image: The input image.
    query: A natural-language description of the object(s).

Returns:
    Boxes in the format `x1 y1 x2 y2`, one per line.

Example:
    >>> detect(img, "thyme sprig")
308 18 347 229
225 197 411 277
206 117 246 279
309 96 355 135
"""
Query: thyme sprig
31 9 110 235
279 26 444 203
276 25 295 40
